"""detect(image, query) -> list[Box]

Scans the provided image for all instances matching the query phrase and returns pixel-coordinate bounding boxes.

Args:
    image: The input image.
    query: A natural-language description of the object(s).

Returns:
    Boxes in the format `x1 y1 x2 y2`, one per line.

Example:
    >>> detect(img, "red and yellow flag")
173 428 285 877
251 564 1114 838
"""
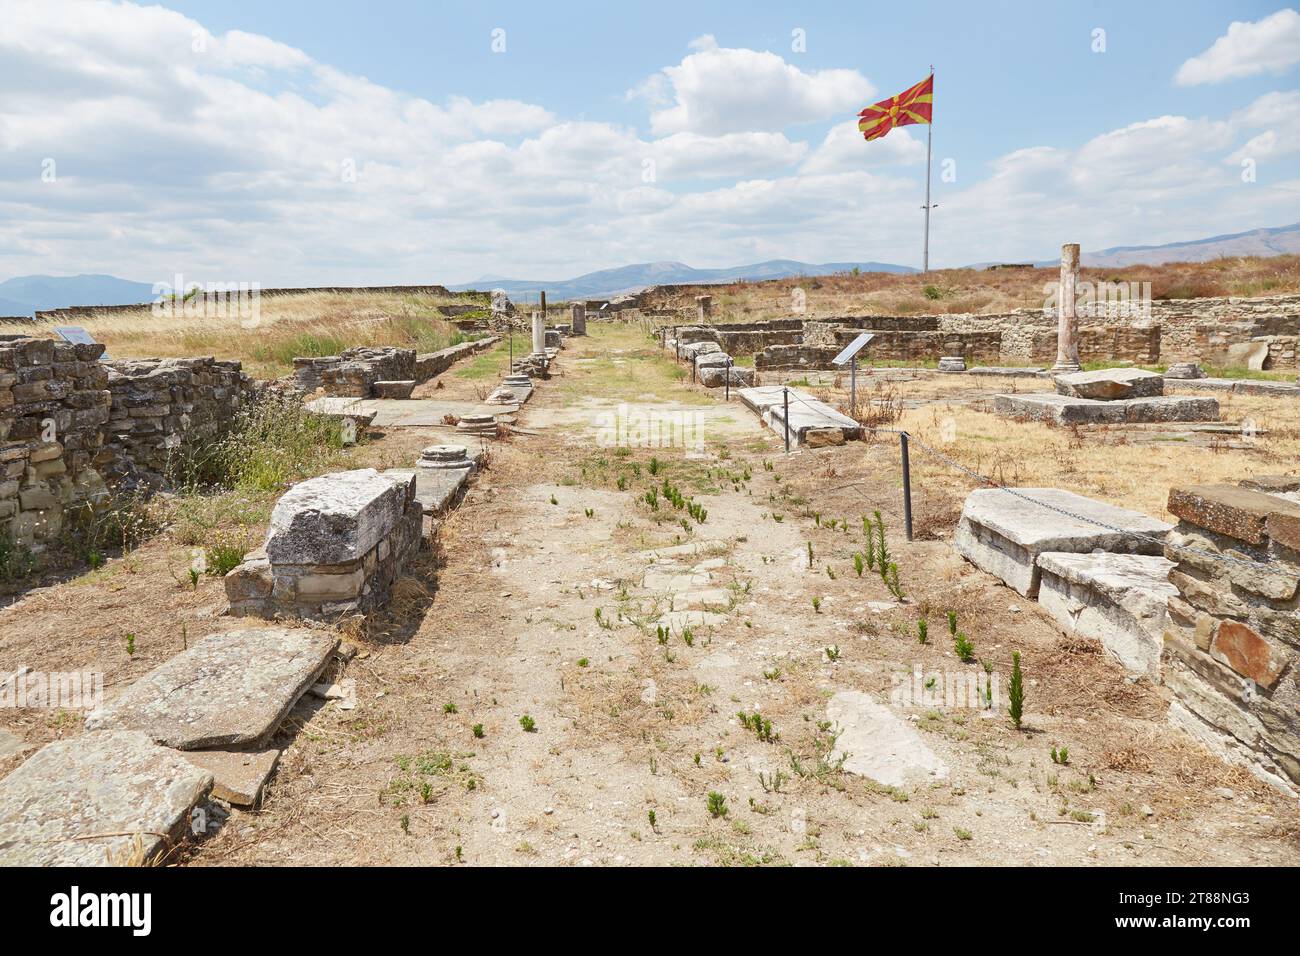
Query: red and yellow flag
858 73 933 141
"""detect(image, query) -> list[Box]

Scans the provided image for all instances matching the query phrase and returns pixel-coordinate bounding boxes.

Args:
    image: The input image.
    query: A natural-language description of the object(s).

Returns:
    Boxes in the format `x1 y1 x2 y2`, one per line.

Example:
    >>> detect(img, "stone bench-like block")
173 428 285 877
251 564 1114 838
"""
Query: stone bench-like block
266 468 413 566
1036 551 1177 677
954 488 1171 596
227 469 422 619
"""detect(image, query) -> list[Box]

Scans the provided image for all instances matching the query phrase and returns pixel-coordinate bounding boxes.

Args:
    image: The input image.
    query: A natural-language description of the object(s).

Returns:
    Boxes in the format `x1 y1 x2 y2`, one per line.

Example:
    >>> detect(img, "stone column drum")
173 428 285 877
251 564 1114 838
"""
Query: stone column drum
1053 242 1081 373
531 311 546 355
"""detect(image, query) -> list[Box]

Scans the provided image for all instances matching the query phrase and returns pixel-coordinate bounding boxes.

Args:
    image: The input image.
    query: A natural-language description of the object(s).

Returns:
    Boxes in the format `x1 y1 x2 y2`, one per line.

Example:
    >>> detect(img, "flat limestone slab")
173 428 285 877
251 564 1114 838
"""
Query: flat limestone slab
954 488 1171 597
670 589 732 611
1036 552 1177 677
738 386 860 445
384 466 471 515
180 747 281 807
643 569 712 592
85 629 338 749
995 392 1217 425
637 540 731 561
0 730 212 866
995 392 1126 424
827 691 948 789
267 468 413 565
1055 367 1163 400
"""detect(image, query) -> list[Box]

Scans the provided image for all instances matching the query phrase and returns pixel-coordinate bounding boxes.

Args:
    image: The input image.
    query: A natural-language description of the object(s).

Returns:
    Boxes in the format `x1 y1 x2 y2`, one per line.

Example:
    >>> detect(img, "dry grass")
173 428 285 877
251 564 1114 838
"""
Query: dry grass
786 372 1300 520
0 290 487 379
646 254 1300 321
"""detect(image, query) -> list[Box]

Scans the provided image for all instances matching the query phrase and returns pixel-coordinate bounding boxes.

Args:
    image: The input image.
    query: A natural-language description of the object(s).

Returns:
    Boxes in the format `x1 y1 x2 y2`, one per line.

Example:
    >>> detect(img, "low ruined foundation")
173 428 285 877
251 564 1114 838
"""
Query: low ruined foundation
225 468 422 621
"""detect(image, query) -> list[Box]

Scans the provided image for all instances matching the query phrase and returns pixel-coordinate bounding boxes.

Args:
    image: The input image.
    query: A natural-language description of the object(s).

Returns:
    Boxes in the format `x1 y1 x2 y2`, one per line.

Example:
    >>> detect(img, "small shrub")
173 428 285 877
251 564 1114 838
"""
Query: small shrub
1008 651 1025 729
519 714 536 733
707 791 728 818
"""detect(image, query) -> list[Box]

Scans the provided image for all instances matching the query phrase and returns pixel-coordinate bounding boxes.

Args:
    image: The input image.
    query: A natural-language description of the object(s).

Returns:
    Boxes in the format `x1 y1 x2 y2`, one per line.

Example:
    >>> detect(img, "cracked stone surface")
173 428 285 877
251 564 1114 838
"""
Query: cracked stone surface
0 730 212 866
84 628 338 749
827 691 948 789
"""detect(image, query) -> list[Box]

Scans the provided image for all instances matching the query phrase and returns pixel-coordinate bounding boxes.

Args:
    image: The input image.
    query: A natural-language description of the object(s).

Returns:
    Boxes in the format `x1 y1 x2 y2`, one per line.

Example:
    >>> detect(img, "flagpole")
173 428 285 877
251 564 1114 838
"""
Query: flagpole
922 66 934 273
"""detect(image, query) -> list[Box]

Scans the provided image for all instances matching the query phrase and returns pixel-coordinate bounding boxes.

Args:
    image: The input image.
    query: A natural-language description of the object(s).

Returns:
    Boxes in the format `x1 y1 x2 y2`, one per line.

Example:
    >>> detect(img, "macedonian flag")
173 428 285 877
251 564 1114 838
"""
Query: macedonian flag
858 73 933 141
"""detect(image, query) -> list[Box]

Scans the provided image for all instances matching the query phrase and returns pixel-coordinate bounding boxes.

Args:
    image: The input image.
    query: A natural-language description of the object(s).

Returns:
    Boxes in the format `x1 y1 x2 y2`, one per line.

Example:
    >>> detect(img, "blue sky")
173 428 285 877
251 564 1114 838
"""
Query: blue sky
1 1 1298 285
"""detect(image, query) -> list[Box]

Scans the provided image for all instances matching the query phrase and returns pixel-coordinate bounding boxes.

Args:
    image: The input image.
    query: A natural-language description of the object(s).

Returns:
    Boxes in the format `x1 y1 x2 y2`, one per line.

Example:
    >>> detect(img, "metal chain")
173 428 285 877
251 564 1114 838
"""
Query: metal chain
772 383 1287 573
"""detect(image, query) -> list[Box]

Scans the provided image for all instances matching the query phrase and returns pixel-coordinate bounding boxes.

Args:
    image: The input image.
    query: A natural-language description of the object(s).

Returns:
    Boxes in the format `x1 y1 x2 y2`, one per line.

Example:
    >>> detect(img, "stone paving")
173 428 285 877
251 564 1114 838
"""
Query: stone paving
85 628 338 749
0 730 213 865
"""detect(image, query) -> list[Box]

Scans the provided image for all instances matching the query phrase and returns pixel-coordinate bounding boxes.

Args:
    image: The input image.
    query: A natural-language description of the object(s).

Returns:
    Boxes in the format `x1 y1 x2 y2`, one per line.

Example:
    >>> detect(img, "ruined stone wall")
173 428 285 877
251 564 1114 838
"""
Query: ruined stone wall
0 338 111 548
413 336 498 382
101 357 251 489
293 347 416 397
1162 482 1300 792
225 469 422 621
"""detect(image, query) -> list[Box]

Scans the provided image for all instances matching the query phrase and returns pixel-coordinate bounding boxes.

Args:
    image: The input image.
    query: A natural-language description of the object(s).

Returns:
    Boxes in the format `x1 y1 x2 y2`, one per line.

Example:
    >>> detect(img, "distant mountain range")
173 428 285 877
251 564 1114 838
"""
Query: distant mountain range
0 274 156 317
447 259 916 301
3 222 1298 314
986 222 1300 271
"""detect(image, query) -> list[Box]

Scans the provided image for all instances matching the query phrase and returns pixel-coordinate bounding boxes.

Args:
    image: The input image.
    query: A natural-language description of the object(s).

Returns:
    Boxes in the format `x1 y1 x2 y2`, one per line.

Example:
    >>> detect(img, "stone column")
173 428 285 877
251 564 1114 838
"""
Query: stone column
1052 243 1081 372
531 311 546 354
696 295 712 321
571 303 586 336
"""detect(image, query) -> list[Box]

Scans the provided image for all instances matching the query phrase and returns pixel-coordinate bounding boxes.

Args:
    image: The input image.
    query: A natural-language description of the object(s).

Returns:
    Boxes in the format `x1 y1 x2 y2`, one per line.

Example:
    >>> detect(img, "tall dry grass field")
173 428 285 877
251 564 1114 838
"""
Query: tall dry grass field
648 254 1300 321
0 290 487 379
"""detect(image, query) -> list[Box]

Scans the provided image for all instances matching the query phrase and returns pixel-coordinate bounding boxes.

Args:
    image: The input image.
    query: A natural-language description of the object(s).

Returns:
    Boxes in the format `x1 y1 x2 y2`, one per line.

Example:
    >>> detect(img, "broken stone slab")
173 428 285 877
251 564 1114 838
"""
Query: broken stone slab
1055 367 1164 400
1164 362 1205 380
994 392 1217 425
670 589 733 611
679 341 722 358
636 539 732 561
179 747 280 808
937 356 967 373
954 487 1172 596
0 730 213 866
372 380 416 400
826 690 948 789
699 364 755 388
969 366 1045 377
85 628 338 749
266 469 415 566
1036 551 1177 677
1122 395 1219 423
694 351 732 368
643 569 712 592
994 393 1126 425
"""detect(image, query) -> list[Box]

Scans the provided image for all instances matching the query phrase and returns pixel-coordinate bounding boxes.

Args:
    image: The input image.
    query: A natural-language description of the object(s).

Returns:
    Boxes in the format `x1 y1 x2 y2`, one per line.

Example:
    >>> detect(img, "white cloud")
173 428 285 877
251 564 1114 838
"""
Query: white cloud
800 121 926 174
1176 9 1300 85
0 1 1295 283
630 35 873 136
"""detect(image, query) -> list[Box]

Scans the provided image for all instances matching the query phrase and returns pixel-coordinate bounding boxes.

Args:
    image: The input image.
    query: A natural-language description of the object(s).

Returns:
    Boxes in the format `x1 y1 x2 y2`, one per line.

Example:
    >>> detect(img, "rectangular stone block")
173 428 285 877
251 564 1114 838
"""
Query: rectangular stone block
1168 484 1300 546
955 487 1171 596
265 468 415 565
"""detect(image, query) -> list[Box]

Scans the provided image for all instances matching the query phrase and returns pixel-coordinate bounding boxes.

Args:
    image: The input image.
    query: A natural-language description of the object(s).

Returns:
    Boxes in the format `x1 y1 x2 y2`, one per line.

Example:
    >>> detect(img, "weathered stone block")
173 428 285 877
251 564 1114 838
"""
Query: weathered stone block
265 468 415 566
1054 367 1164 400
1210 619 1288 689
1168 484 1300 546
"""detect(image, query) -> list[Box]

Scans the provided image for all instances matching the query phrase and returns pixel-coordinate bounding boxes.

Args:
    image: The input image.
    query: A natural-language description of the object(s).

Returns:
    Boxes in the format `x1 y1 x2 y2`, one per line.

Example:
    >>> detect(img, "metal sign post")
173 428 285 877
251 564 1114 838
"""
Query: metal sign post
783 387 791 453
831 332 874 421
900 432 914 541
850 356 857 419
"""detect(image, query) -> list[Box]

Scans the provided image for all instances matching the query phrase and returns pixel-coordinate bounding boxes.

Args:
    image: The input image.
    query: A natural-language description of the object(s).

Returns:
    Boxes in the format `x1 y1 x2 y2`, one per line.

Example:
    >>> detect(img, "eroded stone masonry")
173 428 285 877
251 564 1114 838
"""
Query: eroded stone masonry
658 294 1300 371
